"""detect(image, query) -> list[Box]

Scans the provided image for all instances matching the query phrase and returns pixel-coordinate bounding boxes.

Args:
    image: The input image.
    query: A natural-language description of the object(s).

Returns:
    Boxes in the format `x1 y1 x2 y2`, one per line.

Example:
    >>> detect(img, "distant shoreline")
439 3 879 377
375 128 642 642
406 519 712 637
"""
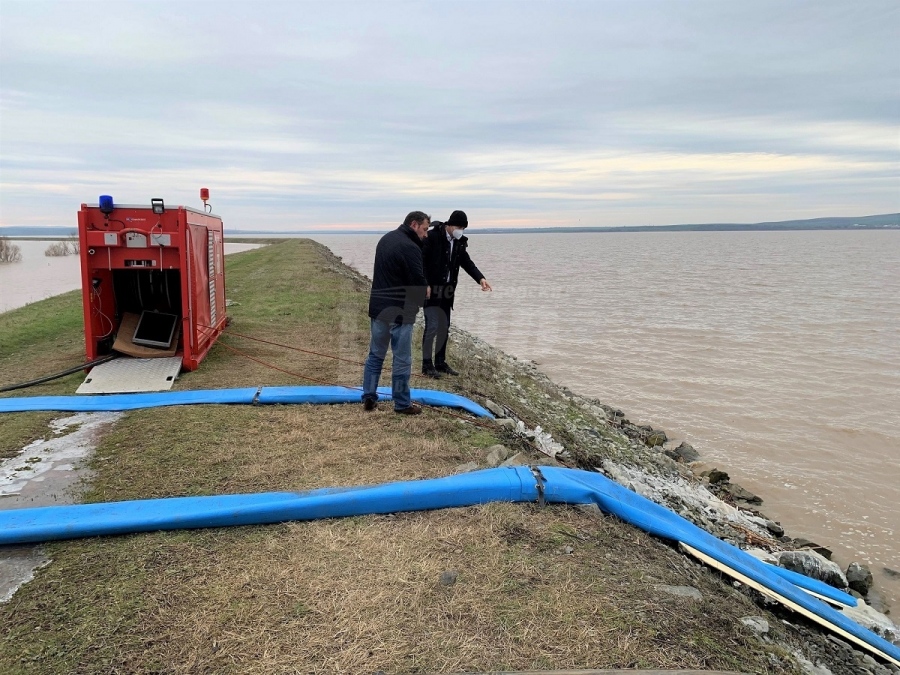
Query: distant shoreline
277 223 900 235
2 213 897 238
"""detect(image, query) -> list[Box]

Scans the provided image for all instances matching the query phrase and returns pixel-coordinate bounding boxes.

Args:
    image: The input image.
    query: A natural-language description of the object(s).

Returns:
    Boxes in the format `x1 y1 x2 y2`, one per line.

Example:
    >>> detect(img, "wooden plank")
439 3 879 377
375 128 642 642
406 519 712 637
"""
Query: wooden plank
442 670 750 674
680 543 899 668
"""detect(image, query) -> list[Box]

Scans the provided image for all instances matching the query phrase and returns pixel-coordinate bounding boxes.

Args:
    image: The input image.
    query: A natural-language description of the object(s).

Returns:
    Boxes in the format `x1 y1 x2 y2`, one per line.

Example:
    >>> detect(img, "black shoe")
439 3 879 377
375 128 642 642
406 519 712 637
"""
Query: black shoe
422 364 442 379
436 363 459 376
363 398 378 411
394 404 423 415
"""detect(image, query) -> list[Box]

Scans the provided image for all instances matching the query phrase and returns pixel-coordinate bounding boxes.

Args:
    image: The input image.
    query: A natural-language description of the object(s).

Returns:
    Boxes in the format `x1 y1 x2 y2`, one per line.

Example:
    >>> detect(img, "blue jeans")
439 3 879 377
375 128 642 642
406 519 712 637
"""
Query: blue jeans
362 319 413 410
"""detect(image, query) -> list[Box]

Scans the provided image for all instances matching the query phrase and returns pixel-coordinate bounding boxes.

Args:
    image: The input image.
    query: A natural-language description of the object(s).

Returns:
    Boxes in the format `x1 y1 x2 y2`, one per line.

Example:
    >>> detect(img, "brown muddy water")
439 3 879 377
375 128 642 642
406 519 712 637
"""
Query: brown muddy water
312 230 900 609
0 240 262 313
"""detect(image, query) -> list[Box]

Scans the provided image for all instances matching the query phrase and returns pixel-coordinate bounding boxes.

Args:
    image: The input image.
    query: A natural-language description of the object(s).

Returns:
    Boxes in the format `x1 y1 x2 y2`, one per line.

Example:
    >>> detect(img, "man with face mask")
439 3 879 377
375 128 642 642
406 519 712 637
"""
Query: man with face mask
421 210 492 378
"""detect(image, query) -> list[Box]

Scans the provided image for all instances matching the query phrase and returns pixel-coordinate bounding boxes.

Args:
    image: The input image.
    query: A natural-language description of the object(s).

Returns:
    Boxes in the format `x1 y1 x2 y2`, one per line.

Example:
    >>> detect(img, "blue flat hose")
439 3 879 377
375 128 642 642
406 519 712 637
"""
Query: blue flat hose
0 388 261 412
0 386 494 418
258 386 493 418
538 467 860 608
0 466 896 663
0 468 536 545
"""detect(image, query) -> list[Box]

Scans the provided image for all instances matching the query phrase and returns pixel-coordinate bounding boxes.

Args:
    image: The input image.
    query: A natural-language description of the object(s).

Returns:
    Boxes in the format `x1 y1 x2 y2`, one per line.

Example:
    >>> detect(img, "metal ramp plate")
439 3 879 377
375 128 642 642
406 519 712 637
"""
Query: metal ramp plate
76 357 182 394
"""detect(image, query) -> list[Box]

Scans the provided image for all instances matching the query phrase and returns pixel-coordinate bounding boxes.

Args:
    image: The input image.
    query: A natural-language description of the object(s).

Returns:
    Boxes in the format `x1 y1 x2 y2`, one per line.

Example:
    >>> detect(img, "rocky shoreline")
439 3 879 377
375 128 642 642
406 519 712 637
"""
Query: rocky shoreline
453 324 899 673
319 241 900 674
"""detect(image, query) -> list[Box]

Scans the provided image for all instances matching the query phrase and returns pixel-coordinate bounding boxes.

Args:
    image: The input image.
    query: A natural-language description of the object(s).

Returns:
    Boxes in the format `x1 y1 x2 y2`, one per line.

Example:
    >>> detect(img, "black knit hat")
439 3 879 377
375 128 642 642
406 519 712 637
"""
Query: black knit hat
447 210 468 229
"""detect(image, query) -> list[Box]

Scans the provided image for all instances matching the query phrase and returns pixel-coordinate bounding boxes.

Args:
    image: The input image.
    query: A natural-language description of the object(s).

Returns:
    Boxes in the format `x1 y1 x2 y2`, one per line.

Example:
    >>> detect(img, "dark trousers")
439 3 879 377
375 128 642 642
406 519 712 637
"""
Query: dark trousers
423 302 452 367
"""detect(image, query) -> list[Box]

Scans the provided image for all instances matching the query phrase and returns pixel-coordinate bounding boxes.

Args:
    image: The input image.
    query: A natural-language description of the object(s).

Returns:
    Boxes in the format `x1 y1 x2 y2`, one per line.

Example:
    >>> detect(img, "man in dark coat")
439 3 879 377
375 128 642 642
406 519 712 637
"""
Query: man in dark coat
421 210 492 378
362 211 430 414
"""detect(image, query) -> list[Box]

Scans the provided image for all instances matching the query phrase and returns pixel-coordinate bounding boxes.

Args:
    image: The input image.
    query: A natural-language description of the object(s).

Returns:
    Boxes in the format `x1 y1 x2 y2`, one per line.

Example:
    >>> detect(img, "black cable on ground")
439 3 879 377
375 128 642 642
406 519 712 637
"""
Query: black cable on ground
0 354 118 394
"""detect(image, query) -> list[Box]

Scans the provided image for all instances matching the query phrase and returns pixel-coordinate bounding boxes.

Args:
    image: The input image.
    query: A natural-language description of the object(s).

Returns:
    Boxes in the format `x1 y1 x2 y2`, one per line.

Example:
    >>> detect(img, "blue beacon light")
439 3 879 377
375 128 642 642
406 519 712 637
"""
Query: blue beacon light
99 195 114 214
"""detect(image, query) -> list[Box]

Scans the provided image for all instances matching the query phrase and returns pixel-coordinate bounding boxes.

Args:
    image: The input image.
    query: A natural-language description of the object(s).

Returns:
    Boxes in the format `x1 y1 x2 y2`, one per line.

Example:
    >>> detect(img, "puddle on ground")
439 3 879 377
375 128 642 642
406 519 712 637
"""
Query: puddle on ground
0 411 121 603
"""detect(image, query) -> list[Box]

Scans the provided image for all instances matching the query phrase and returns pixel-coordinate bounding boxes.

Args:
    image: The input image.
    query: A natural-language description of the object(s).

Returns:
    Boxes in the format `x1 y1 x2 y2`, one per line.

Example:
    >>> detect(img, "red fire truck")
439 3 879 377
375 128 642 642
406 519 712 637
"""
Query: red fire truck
77 193 226 371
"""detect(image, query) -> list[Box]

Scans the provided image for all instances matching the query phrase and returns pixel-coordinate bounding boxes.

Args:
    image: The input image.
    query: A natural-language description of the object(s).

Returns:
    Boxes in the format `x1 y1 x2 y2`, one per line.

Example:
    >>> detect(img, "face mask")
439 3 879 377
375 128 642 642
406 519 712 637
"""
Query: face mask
451 228 464 240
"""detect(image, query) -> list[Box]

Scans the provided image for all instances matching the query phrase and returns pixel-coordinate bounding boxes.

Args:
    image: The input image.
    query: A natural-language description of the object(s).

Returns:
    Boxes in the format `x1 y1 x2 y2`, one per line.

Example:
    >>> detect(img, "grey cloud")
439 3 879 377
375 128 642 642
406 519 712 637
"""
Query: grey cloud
1 0 897 230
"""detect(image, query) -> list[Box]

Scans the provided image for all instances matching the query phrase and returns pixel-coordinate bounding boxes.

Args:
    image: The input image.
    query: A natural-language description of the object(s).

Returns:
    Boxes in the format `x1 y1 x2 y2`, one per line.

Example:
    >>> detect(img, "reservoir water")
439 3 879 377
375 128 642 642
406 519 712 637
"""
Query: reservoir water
311 230 900 609
0 240 261 313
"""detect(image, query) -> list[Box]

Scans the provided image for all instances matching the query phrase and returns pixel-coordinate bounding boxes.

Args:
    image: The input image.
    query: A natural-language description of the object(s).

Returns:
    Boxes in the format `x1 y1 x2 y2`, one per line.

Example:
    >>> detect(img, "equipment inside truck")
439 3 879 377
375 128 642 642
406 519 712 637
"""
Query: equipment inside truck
76 191 227 392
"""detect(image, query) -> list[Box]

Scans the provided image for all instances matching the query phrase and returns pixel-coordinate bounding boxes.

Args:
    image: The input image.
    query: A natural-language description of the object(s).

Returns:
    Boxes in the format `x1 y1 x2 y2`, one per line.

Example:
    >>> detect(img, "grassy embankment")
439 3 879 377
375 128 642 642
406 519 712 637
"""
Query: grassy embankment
0 239 796 673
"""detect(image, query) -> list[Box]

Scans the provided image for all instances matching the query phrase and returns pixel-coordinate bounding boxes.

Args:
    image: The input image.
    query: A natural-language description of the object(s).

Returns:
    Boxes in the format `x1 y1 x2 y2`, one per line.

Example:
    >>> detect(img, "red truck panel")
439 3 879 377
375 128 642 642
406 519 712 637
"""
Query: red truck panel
78 203 227 371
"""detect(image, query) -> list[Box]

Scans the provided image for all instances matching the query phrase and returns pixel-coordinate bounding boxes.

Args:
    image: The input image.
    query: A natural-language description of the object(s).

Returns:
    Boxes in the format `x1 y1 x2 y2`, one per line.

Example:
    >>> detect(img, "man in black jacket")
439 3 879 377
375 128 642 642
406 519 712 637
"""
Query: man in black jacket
362 211 430 414
421 210 492 378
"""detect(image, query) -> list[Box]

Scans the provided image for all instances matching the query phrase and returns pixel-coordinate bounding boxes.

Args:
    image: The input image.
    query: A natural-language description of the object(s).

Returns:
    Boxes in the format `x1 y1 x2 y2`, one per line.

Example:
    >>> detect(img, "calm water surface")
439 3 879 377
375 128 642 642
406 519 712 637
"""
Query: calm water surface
313 230 900 608
0 240 261 313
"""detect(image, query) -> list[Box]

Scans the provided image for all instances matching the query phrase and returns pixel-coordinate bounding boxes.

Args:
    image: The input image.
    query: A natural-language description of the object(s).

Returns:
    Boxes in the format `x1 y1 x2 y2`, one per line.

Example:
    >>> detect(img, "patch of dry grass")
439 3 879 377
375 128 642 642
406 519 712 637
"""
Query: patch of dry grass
85 402 483 501
0 240 797 674
2 502 781 674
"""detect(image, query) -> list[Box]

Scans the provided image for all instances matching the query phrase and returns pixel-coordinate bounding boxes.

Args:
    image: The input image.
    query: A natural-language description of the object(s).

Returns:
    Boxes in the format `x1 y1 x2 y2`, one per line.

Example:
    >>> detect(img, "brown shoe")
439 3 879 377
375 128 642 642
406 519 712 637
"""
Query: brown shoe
394 404 423 415
363 398 378 411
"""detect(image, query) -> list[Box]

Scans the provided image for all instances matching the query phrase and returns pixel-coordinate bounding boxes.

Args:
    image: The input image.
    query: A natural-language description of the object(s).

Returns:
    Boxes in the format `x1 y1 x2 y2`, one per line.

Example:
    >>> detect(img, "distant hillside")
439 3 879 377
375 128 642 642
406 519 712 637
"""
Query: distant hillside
220 213 900 235
477 213 900 234
2 213 897 237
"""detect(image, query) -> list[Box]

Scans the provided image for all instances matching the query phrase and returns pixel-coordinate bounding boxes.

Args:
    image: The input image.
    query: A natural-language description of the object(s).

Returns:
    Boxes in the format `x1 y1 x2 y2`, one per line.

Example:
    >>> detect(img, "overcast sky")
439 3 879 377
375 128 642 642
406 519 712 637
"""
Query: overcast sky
1 0 897 231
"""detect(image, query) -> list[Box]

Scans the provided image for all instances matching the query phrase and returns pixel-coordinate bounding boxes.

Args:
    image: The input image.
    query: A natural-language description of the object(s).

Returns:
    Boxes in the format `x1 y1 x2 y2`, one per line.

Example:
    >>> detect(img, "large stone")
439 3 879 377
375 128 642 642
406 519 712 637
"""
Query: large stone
765 520 785 537
484 399 505 417
838 599 899 642
740 616 770 634
846 562 874 595
484 444 510 467
665 441 700 463
726 482 763 504
793 651 834 675
707 468 730 484
775 550 848 589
